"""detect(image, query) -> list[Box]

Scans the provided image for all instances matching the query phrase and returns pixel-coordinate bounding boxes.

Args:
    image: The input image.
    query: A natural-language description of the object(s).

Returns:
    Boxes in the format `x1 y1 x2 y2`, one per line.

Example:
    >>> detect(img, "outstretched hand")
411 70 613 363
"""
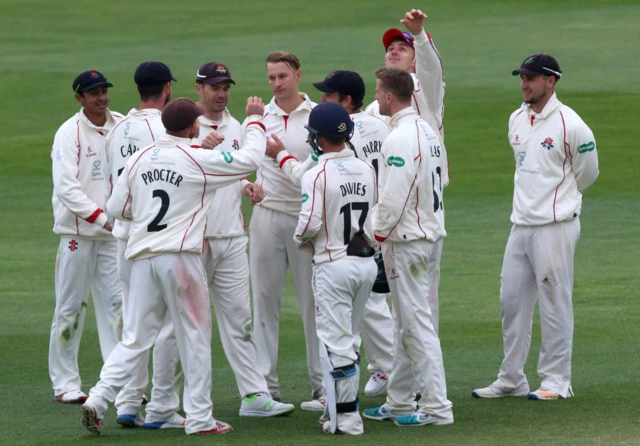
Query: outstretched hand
246 96 265 116
401 8 427 35
266 134 286 159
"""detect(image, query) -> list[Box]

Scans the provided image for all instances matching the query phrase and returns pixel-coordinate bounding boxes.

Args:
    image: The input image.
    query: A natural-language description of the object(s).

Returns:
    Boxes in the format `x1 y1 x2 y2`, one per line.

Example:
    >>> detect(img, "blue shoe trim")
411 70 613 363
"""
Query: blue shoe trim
143 421 165 429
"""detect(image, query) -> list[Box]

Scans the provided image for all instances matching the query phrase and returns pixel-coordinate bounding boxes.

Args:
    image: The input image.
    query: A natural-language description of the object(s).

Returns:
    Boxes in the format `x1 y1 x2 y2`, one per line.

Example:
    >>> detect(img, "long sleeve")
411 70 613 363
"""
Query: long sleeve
374 134 418 241
294 166 324 245
106 161 132 221
52 125 107 227
194 118 266 189
568 121 599 193
413 29 445 135
276 149 317 187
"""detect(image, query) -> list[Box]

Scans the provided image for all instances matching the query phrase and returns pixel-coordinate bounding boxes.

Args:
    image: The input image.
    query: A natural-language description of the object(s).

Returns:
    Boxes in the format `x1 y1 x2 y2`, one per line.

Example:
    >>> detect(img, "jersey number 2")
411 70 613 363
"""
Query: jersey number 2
339 202 369 245
148 189 170 232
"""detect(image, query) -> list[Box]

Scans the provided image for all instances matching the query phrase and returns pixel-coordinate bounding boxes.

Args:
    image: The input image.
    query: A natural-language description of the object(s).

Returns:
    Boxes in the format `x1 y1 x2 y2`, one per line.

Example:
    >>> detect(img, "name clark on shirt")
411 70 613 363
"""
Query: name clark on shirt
340 182 367 197
142 168 183 187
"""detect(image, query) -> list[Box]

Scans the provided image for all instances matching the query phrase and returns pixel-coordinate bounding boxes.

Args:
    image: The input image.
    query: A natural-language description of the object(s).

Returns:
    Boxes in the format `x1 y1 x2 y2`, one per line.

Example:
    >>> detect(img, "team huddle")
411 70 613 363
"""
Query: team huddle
48 8 599 437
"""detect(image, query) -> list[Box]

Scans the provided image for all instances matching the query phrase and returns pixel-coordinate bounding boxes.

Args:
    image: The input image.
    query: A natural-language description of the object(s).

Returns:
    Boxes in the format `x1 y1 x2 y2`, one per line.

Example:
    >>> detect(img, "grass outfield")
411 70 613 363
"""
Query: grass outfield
1 0 639 444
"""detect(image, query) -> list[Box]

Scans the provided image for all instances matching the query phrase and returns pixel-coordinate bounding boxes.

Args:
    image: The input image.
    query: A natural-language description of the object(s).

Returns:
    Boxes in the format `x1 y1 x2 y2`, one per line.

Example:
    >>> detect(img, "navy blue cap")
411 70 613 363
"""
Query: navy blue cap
72 70 113 93
306 102 354 139
134 61 177 87
513 54 562 80
196 62 236 85
313 70 366 104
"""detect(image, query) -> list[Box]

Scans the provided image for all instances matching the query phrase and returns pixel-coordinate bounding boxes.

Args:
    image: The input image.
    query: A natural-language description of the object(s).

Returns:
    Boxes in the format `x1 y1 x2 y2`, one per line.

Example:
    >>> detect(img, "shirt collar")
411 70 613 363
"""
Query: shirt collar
198 108 231 127
388 106 418 128
79 107 118 131
266 93 314 116
523 92 561 120
318 147 356 162
156 134 194 146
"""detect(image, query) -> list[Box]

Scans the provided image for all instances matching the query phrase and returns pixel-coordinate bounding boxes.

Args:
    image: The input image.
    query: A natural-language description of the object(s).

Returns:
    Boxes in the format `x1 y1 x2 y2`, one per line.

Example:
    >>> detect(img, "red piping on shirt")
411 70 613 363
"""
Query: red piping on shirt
176 145 207 251
282 116 289 132
322 167 331 261
552 112 569 223
298 162 326 238
279 155 298 169
247 121 266 132
145 119 155 140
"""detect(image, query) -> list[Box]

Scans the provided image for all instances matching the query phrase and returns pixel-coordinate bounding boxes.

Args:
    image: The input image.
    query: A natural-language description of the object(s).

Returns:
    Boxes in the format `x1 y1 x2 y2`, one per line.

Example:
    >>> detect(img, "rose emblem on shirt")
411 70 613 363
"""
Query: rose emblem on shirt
541 137 554 150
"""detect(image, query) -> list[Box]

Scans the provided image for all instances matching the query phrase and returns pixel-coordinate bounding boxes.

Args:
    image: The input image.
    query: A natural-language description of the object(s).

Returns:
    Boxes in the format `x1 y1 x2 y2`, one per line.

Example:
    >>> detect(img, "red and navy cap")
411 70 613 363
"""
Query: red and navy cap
196 62 236 86
382 28 415 50
72 70 113 93
512 54 562 80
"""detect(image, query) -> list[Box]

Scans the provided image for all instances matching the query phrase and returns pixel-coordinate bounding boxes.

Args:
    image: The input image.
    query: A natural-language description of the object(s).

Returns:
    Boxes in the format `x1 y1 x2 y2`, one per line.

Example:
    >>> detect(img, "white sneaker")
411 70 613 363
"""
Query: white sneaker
143 412 186 429
364 371 389 396
55 390 87 404
239 393 295 417
81 404 103 435
300 393 327 412
472 383 529 398
528 388 565 400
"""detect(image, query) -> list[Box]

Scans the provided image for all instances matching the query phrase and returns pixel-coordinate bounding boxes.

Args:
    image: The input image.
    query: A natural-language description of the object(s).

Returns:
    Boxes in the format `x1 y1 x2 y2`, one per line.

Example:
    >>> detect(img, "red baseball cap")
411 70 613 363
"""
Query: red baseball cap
382 28 415 50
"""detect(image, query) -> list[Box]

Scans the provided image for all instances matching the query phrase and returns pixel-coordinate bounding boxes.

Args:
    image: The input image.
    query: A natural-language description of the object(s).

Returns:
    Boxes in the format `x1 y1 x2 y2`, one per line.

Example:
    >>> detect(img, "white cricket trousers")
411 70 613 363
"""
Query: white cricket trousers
361 292 394 375
201 236 269 398
382 240 453 419
249 205 323 395
494 219 580 398
86 253 218 435
314 257 377 435
113 240 181 418
49 237 122 395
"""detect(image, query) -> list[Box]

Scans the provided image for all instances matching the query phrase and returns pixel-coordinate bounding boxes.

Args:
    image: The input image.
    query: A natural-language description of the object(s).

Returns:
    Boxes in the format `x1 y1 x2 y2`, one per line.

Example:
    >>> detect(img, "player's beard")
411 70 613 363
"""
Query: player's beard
204 97 226 115
523 85 548 106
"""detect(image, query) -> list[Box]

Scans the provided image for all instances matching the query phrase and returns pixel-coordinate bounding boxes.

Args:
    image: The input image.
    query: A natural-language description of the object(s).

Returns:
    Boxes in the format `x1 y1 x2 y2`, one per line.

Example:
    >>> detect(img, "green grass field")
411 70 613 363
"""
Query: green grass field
1 0 639 444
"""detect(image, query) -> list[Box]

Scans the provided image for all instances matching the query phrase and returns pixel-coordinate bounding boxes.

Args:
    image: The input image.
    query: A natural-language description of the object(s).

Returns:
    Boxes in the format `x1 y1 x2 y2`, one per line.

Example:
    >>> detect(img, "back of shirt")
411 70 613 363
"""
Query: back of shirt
350 111 390 178
295 150 377 265
105 108 165 240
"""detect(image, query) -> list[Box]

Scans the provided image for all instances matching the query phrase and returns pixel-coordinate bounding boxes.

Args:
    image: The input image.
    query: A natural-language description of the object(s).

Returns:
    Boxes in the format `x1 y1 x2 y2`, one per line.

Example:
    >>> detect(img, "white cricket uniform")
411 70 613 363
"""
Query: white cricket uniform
49 107 123 396
366 30 447 184
295 148 378 435
278 111 396 376
103 108 181 418
373 107 452 420
492 93 598 398
86 119 266 435
247 94 324 396
197 111 271 398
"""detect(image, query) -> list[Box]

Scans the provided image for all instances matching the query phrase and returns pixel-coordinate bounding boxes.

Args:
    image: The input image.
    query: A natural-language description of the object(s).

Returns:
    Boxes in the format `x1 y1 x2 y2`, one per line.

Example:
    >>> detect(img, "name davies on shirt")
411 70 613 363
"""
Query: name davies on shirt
340 182 367 197
141 168 183 187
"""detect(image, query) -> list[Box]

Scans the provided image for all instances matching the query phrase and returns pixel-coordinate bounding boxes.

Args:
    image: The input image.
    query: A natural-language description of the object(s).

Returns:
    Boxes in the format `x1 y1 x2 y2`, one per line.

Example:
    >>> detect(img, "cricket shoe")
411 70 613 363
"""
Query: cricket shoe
143 413 186 429
270 390 282 402
472 383 529 398
394 412 454 427
81 404 103 435
193 420 233 435
362 405 403 421
364 371 389 396
55 390 87 404
239 393 295 417
116 412 144 428
300 393 326 412
528 389 565 401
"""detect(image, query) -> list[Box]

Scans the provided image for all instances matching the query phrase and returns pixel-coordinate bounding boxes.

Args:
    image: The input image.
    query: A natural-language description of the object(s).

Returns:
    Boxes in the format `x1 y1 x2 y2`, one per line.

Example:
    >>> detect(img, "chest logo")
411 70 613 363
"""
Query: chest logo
541 137 554 151
514 135 521 146
518 151 526 167
232 139 240 150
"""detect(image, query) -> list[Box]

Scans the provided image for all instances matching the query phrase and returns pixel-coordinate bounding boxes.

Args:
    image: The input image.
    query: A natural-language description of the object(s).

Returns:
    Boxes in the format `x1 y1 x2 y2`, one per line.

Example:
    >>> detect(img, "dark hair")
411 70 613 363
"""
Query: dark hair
138 83 165 101
336 92 364 111
266 51 301 71
374 67 413 103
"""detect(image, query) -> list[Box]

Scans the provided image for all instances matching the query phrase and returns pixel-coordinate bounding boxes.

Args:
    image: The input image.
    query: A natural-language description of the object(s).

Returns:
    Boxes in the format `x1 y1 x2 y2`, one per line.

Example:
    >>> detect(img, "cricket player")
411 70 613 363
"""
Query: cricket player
294 102 378 435
103 61 186 429
49 70 123 404
194 61 294 416
243 51 324 409
363 68 453 427
366 8 448 334
80 97 267 436
472 54 599 401
266 70 394 397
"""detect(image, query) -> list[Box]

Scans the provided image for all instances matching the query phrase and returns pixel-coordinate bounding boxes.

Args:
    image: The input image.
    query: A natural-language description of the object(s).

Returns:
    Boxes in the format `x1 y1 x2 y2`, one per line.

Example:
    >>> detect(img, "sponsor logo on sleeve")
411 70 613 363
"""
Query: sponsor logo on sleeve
577 141 595 153
221 151 234 163
301 193 309 203
387 156 405 167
